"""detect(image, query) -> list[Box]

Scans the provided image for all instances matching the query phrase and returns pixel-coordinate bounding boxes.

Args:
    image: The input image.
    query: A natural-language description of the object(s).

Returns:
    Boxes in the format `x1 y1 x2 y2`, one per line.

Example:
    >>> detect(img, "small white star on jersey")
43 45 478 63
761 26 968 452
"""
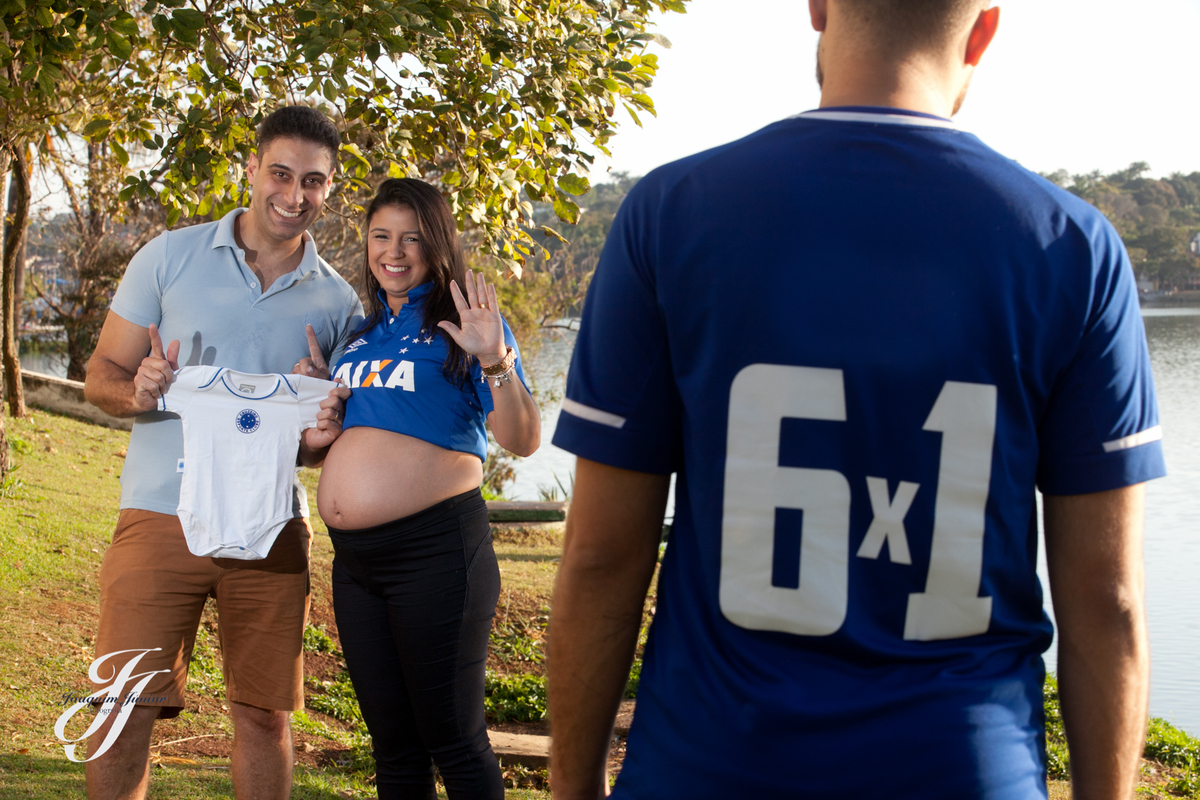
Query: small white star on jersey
399 348 408 354
400 335 410 341
424 337 434 345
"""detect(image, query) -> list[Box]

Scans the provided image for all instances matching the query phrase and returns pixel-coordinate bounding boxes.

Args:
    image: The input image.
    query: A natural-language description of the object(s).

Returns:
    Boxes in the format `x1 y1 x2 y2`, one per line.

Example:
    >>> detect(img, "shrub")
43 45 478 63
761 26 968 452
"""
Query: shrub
307 672 363 726
485 671 547 723
1043 673 1070 779
302 623 336 653
491 624 545 665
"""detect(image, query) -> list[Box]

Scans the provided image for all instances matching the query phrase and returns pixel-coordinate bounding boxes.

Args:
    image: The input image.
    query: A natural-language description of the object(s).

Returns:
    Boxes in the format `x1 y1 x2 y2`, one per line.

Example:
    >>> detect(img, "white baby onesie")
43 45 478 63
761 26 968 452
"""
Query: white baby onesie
159 366 335 559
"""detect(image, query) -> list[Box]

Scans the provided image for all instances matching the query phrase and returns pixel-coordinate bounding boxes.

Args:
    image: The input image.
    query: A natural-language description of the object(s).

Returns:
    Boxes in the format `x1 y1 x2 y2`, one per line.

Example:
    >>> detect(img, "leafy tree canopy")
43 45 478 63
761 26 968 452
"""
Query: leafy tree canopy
1 0 688 272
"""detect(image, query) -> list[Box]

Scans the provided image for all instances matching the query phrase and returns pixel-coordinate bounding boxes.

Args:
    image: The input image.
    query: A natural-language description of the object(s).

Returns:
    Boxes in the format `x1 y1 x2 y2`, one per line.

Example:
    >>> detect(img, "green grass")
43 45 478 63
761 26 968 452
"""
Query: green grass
0 409 555 798
1044 674 1200 798
4 407 1194 800
306 673 364 727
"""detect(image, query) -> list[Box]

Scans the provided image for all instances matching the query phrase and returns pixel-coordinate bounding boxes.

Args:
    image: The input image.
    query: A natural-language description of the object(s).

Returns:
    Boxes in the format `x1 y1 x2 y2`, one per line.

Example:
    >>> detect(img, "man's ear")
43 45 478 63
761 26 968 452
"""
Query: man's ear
246 151 260 180
965 6 1001 67
809 0 828 33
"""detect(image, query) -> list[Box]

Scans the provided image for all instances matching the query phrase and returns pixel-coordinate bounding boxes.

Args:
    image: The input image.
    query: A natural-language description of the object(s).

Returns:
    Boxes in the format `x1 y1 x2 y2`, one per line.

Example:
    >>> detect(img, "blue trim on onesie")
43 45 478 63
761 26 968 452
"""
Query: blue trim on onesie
219 372 282 399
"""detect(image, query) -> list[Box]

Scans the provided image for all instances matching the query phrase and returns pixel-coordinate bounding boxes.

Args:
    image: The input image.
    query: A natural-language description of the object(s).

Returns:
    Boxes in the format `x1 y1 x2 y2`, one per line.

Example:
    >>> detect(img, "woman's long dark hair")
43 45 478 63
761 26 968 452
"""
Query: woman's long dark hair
356 178 472 387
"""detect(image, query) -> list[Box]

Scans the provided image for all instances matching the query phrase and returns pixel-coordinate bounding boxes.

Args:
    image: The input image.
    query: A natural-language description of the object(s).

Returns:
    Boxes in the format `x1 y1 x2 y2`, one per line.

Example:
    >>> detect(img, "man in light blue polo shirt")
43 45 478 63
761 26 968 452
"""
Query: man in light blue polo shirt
82 106 362 800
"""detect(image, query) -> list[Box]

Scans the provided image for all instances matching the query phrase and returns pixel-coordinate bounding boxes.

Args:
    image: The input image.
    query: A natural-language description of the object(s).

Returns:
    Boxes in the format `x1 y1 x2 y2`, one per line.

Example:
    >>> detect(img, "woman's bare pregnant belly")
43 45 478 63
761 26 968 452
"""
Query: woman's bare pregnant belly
318 427 483 530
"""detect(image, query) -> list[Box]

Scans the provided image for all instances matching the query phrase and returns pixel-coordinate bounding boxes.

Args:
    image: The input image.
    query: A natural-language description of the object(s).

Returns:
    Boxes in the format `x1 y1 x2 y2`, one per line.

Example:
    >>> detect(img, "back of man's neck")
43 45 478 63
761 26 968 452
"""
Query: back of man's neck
818 55 960 119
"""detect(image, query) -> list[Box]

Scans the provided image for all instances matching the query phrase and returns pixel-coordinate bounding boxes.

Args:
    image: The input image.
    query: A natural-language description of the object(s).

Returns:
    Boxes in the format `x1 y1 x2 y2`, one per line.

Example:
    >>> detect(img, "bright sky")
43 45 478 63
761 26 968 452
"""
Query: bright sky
592 0 1200 183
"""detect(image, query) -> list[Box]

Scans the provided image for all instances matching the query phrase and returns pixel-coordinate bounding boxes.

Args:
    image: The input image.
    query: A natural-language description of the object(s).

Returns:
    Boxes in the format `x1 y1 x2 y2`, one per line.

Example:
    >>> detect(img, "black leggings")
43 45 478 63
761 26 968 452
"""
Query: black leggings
328 489 503 800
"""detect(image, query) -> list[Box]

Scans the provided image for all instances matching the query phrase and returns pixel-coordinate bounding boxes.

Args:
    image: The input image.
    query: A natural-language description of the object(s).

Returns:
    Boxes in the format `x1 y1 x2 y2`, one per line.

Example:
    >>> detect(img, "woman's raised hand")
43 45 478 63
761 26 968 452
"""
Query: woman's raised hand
437 269 507 366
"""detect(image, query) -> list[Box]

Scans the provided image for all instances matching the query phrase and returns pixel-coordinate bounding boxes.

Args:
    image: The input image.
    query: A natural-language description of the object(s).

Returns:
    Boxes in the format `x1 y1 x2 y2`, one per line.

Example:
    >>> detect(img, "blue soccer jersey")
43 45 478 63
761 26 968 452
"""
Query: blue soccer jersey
552 107 1166 799
332 282 529 462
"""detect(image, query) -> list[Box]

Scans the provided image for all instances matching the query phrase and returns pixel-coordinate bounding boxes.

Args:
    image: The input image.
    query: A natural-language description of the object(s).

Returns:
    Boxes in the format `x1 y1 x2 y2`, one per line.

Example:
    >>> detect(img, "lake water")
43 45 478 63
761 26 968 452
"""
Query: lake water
18 348 69 379
19 308 1199 732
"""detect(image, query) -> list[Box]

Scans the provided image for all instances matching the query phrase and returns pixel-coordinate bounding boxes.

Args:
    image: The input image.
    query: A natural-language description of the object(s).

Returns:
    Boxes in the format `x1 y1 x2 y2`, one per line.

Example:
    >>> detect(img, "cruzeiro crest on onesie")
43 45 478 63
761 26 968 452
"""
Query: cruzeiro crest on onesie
234 408 261 434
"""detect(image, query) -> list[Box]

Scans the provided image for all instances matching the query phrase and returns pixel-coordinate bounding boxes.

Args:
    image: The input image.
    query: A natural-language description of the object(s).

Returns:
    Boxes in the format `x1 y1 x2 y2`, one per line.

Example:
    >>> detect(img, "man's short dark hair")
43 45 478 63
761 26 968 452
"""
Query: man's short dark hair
839 0 989 51
256 105 341 161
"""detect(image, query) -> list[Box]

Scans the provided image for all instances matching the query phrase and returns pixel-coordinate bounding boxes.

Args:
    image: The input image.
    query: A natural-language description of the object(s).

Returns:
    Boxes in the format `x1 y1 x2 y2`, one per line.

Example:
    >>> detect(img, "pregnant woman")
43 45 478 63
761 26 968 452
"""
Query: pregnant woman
316 178 540 799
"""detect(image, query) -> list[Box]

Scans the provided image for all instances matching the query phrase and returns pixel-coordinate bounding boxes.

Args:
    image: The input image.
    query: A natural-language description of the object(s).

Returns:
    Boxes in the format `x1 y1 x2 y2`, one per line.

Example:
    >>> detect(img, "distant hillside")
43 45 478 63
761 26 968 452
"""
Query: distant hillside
539 165 1200 296
1044 164 1200 291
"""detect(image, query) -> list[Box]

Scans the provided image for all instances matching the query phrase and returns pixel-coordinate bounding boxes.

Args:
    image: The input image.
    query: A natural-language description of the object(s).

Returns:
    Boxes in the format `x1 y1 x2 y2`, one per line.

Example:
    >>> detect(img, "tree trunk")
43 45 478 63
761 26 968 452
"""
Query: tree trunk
2 142 29 418
8 151 25 339
0 146 11 477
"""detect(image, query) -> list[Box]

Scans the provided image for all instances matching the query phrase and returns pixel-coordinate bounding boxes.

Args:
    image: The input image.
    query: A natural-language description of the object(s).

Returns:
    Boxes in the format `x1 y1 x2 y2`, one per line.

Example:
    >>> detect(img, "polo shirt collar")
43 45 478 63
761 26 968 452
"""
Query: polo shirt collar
212 207 321 276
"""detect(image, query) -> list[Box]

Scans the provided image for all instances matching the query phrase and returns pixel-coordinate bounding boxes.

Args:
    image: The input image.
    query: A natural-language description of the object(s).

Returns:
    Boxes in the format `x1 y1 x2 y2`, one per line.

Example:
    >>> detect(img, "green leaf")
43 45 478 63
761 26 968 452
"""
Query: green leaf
106 31 133 60
204 38 220 72
110 13 139 35
302 38 327 61
167 206 182 227
539 225 569 245
556 172 590 197
171 8 205 30
37 69 55 97
443 171 462 186
82 117 111 138
553 195 580 225
111 140 129 166
295 8 316 23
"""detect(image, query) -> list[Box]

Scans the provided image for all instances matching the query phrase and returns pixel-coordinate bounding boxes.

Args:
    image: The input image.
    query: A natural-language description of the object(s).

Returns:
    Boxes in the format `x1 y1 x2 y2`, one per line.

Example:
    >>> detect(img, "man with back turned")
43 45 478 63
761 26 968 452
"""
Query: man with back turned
548 2 1166 798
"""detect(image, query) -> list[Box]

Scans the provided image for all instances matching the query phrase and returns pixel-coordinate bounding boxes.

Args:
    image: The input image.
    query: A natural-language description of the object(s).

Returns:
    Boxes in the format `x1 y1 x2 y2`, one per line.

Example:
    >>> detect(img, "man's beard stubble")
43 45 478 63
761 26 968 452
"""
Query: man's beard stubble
815 33 825 88
952 68 973 115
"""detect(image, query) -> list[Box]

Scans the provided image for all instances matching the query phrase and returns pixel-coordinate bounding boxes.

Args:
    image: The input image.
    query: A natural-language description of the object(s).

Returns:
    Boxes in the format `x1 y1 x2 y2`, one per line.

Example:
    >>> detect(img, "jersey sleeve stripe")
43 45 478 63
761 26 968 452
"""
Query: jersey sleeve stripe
1101 425 1164 453
561 398 627 429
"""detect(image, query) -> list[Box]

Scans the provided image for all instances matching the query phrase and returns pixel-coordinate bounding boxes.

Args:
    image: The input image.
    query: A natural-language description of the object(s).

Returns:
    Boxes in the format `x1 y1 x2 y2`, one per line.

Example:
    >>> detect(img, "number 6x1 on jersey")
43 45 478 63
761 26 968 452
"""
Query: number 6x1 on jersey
721 365 997 642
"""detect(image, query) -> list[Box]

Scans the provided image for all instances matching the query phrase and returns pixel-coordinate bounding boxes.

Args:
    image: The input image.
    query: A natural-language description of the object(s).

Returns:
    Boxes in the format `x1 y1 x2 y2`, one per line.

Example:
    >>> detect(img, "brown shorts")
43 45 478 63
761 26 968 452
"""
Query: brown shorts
94 509 311 718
